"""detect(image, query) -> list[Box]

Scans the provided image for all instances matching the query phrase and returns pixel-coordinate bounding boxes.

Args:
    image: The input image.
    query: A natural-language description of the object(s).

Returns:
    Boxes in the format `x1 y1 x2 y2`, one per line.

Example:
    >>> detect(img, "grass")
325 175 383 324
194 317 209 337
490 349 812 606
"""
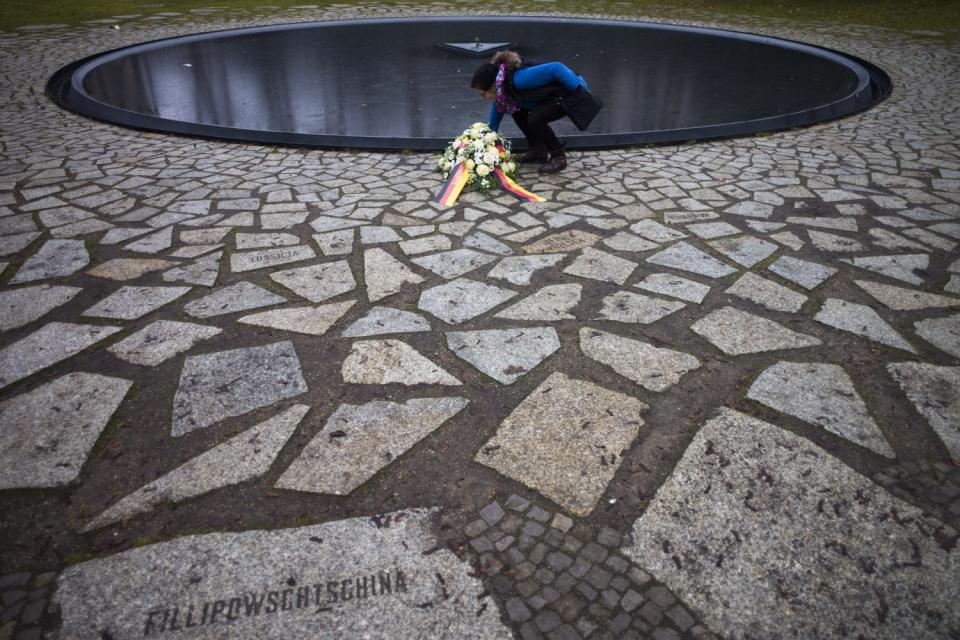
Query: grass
2 0 960 34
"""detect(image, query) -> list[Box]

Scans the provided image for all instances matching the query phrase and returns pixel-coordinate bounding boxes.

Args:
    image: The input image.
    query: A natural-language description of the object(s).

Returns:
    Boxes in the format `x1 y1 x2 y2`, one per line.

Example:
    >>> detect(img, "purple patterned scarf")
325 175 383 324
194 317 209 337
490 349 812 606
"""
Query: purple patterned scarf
494 64 520 114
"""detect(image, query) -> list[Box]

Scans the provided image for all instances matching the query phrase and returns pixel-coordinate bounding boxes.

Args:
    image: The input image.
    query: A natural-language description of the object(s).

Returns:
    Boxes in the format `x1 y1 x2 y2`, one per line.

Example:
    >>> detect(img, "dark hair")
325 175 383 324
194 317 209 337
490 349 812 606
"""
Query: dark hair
470 50 522 90
471 63 497 91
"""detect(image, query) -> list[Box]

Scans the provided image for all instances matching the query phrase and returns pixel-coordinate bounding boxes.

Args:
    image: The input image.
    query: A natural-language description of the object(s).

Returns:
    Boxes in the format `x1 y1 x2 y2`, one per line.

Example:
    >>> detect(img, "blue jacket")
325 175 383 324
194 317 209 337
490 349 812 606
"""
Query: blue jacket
487 62 587 132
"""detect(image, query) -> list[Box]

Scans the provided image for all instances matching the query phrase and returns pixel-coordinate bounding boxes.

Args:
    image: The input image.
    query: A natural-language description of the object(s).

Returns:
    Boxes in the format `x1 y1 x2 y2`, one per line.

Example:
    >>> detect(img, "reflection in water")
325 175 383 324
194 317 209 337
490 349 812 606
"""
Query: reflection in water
75 19 869 144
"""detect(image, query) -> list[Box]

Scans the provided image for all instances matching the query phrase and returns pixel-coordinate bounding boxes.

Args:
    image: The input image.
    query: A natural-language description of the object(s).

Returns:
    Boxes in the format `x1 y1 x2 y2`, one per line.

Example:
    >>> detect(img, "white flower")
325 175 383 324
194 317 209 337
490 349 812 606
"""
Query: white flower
484 132 497 143
483 151 498 165
465 159 475 170
505 161 516 173
476 164 491 177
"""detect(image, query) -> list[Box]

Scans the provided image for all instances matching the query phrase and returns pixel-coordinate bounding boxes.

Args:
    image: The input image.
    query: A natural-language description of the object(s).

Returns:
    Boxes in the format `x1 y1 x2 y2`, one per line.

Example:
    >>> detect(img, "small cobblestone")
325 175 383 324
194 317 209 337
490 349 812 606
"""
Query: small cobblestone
621 589 643 612
464 519 488 537
528 506 551 523
535 610 563 633
667 604 696 631
584 566 613 590
551 514 574 532
507 597 533 622
506 494 532 512
597 527 622 547
480 501 506 526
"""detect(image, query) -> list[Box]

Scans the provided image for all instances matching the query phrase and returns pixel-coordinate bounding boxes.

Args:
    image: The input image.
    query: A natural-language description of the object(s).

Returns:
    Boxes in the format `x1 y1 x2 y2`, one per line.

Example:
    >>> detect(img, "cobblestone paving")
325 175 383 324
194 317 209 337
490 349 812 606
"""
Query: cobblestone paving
1 2 959 638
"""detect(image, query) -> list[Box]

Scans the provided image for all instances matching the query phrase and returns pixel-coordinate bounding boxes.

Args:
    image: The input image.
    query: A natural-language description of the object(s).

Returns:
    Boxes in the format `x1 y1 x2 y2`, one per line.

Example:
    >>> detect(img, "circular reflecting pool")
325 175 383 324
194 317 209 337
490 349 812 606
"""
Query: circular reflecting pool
47 17 891 150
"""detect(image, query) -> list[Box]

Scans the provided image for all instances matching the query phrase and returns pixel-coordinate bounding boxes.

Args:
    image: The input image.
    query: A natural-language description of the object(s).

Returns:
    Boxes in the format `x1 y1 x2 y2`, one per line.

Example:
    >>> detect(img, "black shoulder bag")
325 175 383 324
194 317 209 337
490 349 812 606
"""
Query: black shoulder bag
559 85 603 131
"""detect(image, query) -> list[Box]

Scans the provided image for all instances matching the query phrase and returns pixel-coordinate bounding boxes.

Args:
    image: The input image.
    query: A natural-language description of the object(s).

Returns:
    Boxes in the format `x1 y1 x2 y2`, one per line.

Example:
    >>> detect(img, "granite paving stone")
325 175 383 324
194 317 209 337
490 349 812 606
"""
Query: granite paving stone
269 260 356 303
522 230 600 254
914 313 960 359
623 408 958 640
55 509 511 639
277 398 468 494
495 284 582 321
597 290 685 324
690 306 821 355
488 255 566 285
83 405 310 531
86 258 175 281
0 285 81 331
412 248 497 279
814 298 916 352
580 327 700 392
747 361 894 456
108 320 222 366
840 254 930 286
418 278 516 324
724 272 807 312
563 248 638 285
171 341 307 436
446 327 560 384
10 239 89 283
855 280 960 311
364 247 425 302
82 285 191 320
645 241 736 279
184 281 286 317
0 322 122 389
633 273 710 303
0 373 132 489
767 255 838 290
477 372 647 515
162 251 222 287
342 339 461 385
230 245 316 272
706 235 778 267
888 363 960 464
342 306 431 337
238 301 356 336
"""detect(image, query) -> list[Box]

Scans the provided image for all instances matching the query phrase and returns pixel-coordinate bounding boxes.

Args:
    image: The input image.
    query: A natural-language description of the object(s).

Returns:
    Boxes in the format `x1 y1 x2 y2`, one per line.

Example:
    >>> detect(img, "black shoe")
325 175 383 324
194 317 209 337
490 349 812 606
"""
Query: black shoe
518 149 548 164
539 153 567 174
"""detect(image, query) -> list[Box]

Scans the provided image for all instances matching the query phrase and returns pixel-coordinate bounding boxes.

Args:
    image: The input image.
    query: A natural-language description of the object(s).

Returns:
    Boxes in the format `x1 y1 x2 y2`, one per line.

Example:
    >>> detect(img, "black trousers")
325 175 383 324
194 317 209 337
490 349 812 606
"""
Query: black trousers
512 100 566 155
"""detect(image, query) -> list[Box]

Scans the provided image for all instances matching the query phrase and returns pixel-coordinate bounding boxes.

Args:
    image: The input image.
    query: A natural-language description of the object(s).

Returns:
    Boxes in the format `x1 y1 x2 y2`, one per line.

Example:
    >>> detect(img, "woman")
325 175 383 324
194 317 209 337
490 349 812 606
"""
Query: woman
471 50 589 174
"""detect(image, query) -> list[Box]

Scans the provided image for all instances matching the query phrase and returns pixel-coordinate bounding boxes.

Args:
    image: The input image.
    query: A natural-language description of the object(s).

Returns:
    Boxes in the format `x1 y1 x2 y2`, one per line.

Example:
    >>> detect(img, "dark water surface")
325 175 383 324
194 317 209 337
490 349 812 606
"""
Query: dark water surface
48 17 890 149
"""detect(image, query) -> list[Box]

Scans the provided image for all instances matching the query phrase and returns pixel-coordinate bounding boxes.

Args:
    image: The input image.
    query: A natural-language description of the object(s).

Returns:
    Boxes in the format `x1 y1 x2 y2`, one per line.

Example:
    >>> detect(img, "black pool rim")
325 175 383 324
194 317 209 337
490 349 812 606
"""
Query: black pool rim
46 16 893 152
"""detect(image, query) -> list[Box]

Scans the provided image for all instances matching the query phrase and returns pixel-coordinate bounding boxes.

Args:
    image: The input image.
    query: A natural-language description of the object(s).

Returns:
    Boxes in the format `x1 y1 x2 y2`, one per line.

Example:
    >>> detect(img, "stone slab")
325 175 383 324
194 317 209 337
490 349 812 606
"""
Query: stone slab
767 256 837 290
277 398 468 495
54 509 511 639
633 273 710 304
171 341 307 436
914 313 960 358
446 327 560 384
0 372 132 489
623 408 958 640
646 241 736 279
888 362 960 463
342 306 431 337
814 298 915 353
364 248 424 302
487 254 565 285
163 253 222 288
83 405 310 531
580 327 700 392
855 280 960 311
270 261 356 303
418 278 516 325
563 247 638 285
521 230 600 254
598 290 685 324
690 306 821 355
83 286 191 320
109 320 223 366
841 254 930 286
87 258 175 281
342 339 460 386
747 361 894 456
476 372 647 516
184 281 286 318
724 272 807 313
0 284 81 331
11 239 89 283
412 249 496 279
0 322 122 389
494 284 582 321
238 301 355 336
230 246 316 273
706 235 777 268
